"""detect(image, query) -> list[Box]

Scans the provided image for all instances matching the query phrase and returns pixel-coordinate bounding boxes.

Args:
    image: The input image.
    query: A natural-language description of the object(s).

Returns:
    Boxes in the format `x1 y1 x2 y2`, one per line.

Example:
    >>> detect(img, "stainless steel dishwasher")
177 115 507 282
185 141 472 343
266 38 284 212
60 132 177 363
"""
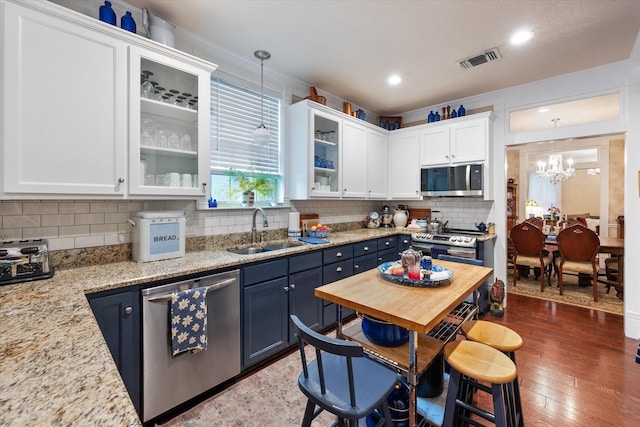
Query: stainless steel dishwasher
141 269 240 422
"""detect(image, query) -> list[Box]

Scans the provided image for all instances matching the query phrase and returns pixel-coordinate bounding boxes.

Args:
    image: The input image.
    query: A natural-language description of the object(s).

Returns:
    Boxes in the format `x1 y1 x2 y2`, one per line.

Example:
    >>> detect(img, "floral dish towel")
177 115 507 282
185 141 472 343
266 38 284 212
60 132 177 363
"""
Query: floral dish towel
171 286 208 356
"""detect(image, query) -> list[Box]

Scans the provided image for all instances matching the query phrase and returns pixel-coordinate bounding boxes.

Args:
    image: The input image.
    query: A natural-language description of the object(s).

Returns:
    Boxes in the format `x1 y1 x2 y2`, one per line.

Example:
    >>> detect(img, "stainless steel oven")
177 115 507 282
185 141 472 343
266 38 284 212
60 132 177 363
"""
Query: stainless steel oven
141 269 240 422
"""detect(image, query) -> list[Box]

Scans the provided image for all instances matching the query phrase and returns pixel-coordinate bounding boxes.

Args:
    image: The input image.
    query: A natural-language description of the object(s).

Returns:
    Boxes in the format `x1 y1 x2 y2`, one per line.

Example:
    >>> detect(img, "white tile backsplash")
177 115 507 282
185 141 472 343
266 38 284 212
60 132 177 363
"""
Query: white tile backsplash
1 198 495 250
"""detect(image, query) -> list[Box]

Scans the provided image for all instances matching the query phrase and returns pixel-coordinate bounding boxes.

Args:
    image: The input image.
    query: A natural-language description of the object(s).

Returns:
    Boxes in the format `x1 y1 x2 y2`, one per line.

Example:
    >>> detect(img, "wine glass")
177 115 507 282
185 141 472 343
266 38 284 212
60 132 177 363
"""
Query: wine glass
140 71 154 99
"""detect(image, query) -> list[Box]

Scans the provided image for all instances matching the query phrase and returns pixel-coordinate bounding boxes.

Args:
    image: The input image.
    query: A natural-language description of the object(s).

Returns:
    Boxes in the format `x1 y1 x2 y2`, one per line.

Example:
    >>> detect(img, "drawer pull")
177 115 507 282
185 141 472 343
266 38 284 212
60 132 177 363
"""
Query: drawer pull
124 306 133 315
336 266 342 272
336 252 343 258
363 246 369 251
385 241 390 246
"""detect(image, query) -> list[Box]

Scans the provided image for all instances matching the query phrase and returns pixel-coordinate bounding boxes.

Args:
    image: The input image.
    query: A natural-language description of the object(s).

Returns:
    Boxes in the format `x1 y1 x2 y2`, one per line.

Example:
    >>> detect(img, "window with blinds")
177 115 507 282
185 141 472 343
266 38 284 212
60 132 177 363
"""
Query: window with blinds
209 77 282 205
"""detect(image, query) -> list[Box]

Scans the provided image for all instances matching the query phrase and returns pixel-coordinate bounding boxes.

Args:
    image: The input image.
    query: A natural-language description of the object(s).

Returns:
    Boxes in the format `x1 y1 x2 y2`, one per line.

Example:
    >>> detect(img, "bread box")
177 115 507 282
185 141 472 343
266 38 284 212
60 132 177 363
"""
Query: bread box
130 211 186 262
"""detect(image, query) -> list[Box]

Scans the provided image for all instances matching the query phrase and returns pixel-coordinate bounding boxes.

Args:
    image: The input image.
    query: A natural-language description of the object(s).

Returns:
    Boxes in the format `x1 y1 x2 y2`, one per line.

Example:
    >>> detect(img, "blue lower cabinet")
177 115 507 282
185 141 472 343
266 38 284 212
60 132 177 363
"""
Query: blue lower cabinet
354 253 378 274
398 235 412 252
377 247 398 264
242 275 289 368
88 289 141 415
288 266 323 344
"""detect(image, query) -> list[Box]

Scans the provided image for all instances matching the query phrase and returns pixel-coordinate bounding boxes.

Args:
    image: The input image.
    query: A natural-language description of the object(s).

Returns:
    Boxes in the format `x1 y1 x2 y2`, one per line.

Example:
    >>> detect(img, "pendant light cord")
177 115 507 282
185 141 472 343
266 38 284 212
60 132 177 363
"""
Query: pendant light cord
254 50 271 128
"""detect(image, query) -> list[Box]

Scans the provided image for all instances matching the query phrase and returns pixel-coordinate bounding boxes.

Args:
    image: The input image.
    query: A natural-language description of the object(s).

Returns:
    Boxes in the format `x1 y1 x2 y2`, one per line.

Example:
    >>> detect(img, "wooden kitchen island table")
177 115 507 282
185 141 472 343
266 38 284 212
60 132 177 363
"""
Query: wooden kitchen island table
315 261 493 427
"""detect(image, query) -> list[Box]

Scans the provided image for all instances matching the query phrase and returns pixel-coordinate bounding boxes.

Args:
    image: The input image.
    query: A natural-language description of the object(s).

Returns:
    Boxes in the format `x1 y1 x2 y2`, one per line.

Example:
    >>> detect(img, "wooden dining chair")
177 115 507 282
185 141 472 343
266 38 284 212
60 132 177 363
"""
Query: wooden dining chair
556 224 601 301
509 222 553 291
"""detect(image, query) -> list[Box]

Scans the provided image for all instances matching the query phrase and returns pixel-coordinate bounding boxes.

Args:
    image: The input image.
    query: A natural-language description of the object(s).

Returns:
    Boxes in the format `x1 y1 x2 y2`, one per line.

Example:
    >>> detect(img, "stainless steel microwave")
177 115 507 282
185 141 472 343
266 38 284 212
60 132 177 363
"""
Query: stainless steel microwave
420 164 483 197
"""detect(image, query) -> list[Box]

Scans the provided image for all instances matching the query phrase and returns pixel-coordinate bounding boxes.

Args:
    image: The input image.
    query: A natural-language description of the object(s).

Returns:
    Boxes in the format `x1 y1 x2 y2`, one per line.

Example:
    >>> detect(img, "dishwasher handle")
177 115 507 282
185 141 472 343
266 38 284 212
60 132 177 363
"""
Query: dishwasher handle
147 277 236 303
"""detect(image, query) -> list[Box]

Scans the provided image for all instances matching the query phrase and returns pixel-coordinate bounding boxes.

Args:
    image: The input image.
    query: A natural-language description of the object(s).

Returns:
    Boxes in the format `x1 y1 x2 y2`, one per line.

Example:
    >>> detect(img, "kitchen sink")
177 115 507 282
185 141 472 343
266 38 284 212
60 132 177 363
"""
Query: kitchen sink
227 241 306 255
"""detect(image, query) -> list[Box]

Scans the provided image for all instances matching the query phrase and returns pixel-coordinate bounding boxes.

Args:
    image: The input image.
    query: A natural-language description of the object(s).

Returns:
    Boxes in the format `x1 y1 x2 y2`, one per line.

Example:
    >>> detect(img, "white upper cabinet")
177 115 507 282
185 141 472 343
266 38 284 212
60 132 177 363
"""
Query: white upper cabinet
0 0 216 199
366 129 388 199
419 112 492 166
286 100 388 200
1 0 128 198
388 129 421 200
128 46 213 197
341 121 367 198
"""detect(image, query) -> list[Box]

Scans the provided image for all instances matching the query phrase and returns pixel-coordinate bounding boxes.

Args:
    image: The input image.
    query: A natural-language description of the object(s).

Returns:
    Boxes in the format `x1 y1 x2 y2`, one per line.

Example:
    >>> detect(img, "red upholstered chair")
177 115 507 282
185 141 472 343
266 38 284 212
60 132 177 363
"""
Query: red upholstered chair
509 222 553 291
556 224 601 301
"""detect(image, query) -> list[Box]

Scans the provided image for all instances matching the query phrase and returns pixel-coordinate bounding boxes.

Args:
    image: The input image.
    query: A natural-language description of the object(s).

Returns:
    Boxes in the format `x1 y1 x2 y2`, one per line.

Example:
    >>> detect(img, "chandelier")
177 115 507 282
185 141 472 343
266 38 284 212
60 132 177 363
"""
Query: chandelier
536 154 575 184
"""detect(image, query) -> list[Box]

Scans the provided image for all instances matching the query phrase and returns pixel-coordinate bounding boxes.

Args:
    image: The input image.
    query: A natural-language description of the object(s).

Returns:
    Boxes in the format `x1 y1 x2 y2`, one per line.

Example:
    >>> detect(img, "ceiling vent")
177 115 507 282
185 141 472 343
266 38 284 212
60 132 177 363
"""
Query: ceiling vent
458 48 502 70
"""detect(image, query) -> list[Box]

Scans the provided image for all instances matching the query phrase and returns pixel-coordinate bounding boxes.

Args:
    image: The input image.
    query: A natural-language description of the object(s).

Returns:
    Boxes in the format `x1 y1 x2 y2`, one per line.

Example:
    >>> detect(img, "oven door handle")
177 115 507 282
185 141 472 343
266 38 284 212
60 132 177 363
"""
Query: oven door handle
147 277 236 303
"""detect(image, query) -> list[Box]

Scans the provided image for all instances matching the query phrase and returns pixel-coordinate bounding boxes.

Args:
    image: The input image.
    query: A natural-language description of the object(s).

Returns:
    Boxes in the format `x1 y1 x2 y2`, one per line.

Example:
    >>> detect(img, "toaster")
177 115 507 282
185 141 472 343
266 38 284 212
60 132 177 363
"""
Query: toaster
0 239 54 286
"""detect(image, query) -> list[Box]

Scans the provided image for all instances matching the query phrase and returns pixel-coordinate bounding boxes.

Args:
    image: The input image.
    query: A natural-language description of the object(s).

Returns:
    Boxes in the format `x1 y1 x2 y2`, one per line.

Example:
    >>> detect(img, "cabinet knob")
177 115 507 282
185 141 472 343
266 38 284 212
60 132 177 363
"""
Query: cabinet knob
343 188 347 192
403 240 409 244
290 284 296 290
124 306 133 315
451 154 456 158
311 186 316 190
117 178 125 183
354 264 359 269
336 266 342 272
385 241 390 246
378 257 383 261
201 182 207 193
336 252 342 258
363 246 369 251
284 286 289 292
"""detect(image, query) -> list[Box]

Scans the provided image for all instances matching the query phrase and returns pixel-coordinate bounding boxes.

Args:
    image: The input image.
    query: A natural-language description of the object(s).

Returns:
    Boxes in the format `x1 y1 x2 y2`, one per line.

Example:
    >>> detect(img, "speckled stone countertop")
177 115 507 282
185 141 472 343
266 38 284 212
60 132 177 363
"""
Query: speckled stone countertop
1 228 424 426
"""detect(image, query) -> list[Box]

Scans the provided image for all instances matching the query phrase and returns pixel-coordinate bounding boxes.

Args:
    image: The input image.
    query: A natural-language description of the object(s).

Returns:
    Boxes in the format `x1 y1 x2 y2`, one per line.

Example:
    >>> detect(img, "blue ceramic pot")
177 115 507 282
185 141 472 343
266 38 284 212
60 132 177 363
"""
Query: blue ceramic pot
361 315 409 347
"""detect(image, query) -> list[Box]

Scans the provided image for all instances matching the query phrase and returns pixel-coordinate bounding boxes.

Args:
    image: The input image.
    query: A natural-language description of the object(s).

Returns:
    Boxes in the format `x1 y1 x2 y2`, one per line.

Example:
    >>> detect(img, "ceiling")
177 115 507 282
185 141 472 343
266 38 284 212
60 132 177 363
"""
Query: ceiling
125 0 640 116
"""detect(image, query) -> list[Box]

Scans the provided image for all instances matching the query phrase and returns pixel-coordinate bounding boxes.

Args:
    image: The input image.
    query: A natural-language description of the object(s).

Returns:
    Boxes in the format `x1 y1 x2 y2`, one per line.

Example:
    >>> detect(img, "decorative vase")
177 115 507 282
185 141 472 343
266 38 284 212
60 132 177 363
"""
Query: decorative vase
393 208 408 228
121 11 137 33
241 191 255 207
99 1 116 25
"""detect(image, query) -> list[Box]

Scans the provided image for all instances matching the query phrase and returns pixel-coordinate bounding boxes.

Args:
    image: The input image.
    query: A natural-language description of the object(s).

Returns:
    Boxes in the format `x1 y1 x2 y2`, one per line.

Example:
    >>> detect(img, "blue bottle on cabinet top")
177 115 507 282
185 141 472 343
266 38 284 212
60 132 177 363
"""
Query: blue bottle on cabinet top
121 11 137 33
434 112 441 121
451 109 458 118
99 1 116 25
427 111 435 123
458 105 466 116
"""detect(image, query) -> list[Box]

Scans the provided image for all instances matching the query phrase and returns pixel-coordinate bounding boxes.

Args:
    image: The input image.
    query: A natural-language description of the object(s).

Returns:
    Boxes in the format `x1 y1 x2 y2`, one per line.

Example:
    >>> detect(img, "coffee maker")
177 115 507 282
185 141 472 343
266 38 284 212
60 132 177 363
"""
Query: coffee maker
381 205 393 228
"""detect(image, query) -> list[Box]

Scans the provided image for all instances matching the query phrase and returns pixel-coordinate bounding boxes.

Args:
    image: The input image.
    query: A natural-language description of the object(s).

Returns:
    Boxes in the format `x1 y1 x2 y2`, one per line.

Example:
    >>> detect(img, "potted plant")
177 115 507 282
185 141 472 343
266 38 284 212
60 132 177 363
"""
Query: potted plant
234 174 275 207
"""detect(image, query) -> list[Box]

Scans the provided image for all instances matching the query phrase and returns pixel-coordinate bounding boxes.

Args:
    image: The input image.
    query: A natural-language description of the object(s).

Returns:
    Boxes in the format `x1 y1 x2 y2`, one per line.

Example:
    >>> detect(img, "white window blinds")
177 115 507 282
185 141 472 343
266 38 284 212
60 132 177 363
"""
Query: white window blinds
210 77 281 174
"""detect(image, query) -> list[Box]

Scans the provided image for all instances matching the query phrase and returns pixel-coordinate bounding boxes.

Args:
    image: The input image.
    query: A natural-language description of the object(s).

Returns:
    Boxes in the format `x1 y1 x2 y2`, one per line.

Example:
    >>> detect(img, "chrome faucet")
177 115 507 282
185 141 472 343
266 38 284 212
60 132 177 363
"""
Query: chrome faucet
251 208 269 244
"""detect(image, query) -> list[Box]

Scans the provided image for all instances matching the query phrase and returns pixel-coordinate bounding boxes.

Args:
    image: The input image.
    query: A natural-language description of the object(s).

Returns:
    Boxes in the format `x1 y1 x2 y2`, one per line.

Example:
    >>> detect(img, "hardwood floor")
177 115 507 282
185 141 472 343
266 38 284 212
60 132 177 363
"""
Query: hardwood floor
479 293 640 426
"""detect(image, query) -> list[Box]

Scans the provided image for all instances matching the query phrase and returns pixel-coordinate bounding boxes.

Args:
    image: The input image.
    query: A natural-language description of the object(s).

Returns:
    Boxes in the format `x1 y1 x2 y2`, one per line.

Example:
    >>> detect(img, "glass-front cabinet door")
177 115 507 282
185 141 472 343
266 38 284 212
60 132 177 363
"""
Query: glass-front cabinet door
310 111 340 197
128 46 215 197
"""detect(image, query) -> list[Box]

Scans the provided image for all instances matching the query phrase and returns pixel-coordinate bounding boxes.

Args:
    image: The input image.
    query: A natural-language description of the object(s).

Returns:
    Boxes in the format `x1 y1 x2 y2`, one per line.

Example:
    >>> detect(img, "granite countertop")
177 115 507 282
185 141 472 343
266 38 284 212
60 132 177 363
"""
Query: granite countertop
0 228 409 426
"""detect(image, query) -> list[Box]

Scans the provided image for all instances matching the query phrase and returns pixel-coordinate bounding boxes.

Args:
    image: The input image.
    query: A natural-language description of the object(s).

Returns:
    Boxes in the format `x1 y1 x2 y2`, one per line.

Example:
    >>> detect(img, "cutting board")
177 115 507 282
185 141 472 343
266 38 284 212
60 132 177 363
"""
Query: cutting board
408 208 431 223
300 214 320 233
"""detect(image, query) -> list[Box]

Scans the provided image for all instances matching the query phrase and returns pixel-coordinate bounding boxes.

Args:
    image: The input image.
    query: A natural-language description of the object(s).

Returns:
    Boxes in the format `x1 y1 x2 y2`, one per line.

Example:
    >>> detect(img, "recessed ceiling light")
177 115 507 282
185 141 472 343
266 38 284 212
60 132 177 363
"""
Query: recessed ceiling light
510 29 535 45
388 75 402 85
538 108 549 113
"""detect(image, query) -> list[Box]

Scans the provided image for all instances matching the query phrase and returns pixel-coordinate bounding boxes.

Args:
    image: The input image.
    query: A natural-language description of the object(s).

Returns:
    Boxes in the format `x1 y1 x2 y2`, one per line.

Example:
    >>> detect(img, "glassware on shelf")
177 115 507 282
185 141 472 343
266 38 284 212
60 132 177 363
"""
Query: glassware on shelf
140 118 156 146
141 71 155 99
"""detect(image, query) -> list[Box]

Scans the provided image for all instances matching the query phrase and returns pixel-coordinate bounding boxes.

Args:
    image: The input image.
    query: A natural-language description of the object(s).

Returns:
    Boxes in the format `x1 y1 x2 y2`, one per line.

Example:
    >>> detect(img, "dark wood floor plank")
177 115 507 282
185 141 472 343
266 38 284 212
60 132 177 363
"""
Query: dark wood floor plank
480 293 640 427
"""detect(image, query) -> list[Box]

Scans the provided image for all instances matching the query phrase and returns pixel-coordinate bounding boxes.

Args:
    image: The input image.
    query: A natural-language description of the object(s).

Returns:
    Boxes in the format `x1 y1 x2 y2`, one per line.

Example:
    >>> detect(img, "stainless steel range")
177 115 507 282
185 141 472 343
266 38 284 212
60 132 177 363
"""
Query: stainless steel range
411 229 484 260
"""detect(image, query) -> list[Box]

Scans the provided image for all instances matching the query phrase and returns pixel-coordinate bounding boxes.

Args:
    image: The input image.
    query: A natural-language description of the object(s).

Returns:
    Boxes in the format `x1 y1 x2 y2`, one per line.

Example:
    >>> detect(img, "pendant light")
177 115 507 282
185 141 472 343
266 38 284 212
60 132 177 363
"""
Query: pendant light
252 49 271 145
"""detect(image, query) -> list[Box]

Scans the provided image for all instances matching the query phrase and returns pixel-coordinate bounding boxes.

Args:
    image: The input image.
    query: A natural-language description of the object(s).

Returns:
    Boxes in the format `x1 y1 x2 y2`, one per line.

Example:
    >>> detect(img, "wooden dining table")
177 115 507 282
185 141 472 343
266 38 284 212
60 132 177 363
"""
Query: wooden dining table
315 260 493 427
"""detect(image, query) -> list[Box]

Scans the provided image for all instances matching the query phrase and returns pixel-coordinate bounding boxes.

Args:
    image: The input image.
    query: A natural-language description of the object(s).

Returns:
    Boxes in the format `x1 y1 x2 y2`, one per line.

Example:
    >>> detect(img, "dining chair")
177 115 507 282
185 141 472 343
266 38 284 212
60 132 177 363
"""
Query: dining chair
556 224 601 301
509 221 553 291
289 315 397 427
